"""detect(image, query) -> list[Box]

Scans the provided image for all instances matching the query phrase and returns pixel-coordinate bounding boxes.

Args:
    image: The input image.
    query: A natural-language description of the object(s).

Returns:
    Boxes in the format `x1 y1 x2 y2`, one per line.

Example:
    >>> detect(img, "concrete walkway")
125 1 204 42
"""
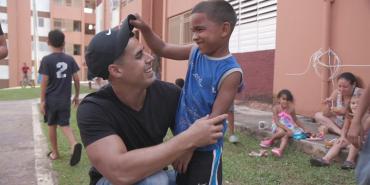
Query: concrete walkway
0 100 55 185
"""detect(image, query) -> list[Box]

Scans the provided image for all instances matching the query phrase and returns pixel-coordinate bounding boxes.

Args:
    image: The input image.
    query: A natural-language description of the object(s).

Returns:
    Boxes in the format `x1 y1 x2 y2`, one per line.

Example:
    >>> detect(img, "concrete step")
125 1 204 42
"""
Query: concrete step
233 105 349 162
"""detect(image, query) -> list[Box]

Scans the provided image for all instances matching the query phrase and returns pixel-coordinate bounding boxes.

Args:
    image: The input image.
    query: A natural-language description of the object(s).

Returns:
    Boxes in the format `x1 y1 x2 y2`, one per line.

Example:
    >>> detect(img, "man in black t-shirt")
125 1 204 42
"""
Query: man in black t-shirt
0 23 8 60
39 29 82 166
79 14 227 185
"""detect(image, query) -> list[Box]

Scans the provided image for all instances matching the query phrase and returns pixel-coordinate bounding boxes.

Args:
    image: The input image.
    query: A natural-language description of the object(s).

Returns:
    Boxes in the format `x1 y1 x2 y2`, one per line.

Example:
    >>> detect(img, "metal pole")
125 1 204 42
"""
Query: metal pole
32 0 39 83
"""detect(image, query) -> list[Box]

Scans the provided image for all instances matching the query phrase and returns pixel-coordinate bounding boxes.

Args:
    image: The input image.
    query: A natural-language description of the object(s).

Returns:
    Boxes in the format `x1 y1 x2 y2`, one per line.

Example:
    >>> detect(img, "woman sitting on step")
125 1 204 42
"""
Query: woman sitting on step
310 90 370 170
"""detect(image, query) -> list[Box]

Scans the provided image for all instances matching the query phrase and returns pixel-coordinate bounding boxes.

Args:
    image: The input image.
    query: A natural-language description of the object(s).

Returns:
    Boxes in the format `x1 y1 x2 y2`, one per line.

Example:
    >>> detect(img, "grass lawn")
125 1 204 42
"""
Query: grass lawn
43 108 356 185
0 85 94 101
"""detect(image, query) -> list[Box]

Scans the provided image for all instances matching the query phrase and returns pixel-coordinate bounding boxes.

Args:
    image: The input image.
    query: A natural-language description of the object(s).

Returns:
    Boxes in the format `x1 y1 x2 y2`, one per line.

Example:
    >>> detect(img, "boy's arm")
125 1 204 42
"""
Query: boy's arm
209 72 242 118
40 75 49 115
173 72 241 173
347 84 370 148
130 14 193 60
72 73 80 107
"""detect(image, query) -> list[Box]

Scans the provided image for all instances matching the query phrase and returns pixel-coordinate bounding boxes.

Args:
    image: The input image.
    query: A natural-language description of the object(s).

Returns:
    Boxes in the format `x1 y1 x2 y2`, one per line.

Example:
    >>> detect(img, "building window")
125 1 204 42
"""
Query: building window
65 0 72 6
38 42 49 52
73 20 81 32
38 18 44 27
112 0 120 10
54 0 82 7
53 18 62 29
55 0 63 5
225 0 277 52
53 18 82 32
168 11 192 45
85 23 95 35
73 44 81 55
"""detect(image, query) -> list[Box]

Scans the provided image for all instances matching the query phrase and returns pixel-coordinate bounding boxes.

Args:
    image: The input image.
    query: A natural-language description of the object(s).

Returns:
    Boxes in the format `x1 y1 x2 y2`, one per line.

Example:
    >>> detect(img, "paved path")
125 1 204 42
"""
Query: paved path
0 100 55 185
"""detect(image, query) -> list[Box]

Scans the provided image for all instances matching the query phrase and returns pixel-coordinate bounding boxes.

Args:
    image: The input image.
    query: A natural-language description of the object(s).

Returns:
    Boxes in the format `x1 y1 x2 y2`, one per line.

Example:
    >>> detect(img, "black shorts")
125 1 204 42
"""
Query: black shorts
176 148 222 185
44 101 71 126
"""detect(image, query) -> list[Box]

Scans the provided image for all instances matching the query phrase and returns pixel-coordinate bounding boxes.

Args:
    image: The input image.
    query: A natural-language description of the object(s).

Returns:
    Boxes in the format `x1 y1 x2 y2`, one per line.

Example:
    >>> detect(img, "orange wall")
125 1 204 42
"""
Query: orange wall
7 0 32 87
274 0 370 116
120 0 141 19
166 0 198 17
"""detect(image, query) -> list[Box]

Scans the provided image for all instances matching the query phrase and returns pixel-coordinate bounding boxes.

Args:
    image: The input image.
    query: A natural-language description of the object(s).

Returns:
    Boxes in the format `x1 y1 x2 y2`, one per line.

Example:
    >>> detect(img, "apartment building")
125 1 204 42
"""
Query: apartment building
97 0 276 100
0 0 96 88
94 0 370 115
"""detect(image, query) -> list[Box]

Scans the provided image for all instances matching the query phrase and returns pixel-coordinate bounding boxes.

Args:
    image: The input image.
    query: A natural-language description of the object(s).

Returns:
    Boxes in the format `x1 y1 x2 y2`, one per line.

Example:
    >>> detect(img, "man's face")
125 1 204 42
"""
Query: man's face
191 13 224 56
116 38 155 87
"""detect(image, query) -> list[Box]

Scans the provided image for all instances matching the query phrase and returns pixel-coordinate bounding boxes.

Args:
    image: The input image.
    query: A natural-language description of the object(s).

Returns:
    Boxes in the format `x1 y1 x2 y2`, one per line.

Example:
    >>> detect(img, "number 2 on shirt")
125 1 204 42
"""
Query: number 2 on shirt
56 62 68 79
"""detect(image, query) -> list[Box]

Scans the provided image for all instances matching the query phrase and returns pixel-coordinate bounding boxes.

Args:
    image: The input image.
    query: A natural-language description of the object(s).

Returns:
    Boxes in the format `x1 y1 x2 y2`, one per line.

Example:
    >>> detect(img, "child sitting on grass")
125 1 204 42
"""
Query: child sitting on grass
260 89 307 157
310 90 364 169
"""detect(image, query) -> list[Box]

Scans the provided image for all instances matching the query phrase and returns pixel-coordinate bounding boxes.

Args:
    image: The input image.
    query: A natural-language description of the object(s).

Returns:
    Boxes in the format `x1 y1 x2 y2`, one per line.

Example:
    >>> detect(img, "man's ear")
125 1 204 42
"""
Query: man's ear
221 22 232 37
108 64 124 78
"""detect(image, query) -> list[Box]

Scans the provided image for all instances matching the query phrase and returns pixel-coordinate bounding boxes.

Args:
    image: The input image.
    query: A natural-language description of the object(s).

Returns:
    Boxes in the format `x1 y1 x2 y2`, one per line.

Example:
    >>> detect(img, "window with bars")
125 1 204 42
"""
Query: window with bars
168 11 192 45
38 18 44 27
73 44 81 55
225 0 277 52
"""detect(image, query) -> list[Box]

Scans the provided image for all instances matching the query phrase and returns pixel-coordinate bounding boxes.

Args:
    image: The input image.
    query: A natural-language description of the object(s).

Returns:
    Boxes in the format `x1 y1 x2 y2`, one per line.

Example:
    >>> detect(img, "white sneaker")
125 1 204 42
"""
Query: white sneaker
229 135 239 143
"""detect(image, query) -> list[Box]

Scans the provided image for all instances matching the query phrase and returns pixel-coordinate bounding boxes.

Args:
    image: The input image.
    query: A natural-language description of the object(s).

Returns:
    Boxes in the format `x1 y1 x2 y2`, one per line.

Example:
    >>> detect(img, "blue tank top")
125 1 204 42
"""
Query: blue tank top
174 47 242 151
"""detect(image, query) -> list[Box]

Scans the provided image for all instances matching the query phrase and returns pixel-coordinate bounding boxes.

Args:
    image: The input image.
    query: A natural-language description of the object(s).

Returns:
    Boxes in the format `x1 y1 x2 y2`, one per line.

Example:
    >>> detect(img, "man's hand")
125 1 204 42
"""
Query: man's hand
172 150 194 173
347 120 364 149
40 101 45 115
186 114 227 148
72 96 80 108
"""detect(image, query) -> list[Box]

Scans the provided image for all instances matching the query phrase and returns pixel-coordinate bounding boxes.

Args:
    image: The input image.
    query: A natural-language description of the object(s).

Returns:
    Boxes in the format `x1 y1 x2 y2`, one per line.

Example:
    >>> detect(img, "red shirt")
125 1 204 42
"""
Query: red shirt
22 66 30 74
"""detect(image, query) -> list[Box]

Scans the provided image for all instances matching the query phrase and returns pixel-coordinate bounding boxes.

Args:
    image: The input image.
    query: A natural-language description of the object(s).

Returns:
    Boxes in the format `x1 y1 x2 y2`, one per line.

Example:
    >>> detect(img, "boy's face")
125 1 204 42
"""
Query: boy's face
190 13 227 56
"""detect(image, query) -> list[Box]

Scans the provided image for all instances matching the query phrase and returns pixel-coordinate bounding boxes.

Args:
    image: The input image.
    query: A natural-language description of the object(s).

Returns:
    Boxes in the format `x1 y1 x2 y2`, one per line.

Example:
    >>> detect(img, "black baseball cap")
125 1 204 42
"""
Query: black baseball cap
85 14 136 79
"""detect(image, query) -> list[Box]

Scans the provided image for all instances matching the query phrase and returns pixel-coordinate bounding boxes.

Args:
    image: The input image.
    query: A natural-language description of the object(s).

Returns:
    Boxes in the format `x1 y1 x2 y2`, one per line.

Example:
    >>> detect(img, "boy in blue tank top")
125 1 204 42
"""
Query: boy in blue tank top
132 1 243 184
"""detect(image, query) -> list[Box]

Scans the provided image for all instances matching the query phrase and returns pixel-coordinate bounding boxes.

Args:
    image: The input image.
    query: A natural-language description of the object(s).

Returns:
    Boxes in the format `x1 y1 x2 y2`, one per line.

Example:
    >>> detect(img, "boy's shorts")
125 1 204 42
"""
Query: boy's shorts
44 101 71 126
176 147 222 185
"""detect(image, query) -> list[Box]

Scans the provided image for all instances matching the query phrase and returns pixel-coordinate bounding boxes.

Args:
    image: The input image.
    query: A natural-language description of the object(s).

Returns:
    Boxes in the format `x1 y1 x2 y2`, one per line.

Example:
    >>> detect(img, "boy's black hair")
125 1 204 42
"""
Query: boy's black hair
48 29 65 48
192 0 237 32
175 78 185 89
337 72 358 87
277 89 294 102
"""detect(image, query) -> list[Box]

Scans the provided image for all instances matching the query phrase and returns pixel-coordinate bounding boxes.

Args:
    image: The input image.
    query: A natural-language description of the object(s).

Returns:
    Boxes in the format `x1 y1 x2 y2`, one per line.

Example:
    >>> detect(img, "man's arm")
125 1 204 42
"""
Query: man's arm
40 75 49 115
72 73 80 107
86 114 226 185
347 84 370 148
130 14 193 60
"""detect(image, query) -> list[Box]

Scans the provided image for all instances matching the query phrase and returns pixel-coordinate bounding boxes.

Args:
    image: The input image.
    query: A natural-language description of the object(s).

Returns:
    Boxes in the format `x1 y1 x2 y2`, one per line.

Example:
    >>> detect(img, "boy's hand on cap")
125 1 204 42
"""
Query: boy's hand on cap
129 14 149 31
